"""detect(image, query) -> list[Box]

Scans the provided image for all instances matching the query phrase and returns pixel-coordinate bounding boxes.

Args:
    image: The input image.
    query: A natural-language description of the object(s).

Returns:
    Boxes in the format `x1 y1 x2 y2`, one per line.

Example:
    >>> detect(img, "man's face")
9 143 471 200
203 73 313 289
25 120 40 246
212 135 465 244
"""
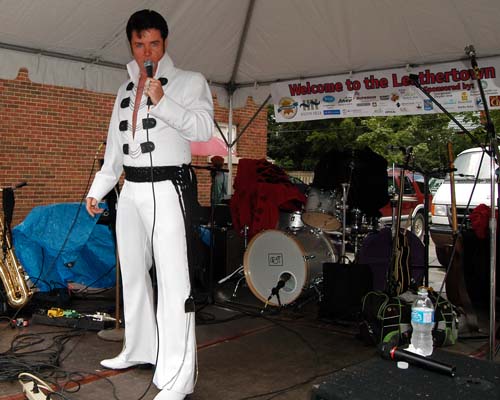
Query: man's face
130 28 167 77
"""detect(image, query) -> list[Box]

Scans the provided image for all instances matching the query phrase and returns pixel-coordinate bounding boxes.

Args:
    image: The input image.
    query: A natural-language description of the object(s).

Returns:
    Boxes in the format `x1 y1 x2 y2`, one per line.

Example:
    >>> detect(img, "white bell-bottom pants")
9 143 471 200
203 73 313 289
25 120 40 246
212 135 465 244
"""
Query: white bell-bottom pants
115 179 196 394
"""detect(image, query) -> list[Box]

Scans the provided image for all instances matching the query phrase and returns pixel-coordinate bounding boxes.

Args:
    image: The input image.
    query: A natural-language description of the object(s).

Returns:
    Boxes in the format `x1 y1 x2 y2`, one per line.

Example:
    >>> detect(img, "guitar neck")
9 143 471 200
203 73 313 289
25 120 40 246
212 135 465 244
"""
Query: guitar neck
447 142 459 234
395 169 405 234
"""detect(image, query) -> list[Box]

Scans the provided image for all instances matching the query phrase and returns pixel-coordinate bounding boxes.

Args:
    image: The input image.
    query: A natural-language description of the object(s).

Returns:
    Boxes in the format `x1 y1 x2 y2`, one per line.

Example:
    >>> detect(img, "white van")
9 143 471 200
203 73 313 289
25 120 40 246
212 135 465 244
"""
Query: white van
430 147 497 266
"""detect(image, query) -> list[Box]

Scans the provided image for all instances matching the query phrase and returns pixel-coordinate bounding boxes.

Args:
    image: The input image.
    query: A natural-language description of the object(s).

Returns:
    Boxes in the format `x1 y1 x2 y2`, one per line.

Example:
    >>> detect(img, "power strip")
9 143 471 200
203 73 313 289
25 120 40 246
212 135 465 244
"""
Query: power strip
20 381 47 400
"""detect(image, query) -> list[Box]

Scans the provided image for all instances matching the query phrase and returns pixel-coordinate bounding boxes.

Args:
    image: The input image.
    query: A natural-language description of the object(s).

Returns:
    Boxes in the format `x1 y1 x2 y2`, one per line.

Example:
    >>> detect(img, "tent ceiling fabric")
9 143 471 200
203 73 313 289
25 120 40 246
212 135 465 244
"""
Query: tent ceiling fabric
1 0 499 107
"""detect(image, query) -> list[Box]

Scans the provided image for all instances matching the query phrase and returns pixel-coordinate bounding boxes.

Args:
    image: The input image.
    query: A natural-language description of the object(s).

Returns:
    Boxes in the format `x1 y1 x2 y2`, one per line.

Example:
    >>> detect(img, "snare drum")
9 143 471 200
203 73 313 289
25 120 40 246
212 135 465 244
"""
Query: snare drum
244 229 337 306
302 187 341 231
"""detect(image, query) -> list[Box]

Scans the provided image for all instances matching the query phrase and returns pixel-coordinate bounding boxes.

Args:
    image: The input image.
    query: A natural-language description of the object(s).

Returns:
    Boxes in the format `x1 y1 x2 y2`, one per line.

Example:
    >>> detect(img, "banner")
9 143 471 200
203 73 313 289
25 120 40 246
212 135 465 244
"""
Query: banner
271 56 500 122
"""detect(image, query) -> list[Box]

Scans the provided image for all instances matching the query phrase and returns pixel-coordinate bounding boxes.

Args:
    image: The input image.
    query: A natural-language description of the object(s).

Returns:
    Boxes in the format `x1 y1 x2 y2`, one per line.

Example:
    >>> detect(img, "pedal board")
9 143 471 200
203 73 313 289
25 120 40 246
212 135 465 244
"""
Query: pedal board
31 313 114 331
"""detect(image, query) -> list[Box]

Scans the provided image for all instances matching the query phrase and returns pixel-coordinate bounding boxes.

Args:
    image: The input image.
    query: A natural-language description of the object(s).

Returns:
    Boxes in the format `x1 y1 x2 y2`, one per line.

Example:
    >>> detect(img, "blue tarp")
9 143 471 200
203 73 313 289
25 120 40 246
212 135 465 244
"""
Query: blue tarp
12 202 116 292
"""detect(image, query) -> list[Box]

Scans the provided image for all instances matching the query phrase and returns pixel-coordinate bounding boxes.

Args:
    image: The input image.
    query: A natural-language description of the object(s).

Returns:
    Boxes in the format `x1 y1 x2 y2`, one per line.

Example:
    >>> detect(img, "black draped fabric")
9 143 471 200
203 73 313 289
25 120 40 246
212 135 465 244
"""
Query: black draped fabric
312 147 389 217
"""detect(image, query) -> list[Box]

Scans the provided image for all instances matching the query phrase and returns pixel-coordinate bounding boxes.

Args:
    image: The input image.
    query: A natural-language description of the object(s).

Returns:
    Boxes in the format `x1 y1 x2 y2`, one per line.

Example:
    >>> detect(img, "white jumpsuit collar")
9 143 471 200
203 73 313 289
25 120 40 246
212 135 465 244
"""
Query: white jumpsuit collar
126 52 175 83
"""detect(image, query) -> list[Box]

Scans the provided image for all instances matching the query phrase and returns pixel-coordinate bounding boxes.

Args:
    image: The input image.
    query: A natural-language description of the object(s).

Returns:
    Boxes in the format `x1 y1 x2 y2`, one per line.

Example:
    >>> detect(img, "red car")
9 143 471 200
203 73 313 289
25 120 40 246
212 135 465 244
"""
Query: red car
378 168 432 241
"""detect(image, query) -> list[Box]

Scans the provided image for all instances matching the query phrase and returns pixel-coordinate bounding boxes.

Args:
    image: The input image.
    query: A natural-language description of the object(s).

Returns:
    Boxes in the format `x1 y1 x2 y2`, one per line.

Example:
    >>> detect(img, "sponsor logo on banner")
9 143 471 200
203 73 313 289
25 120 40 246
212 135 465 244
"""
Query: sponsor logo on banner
356 95 377 100
390 93 400 102
423 100 433 110
277 97 298 119
324 109 341 115
322 95 335 103
299 99 321 110
490 96 500 107
338 97 353 105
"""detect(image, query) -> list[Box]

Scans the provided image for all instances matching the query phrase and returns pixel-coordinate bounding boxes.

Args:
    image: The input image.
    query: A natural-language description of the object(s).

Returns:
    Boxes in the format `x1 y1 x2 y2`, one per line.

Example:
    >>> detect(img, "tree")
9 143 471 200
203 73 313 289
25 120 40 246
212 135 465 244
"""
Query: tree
267 107 498 173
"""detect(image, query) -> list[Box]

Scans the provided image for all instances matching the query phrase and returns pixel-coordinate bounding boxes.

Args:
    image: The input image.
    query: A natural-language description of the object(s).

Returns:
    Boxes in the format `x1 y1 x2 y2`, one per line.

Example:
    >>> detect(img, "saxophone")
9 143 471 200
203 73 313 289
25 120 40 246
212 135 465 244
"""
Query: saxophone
0 214 32 308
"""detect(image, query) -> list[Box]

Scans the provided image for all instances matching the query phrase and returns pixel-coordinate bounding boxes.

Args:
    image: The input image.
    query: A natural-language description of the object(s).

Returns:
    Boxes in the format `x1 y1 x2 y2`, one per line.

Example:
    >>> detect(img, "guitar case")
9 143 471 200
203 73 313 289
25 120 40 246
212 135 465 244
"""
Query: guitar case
357 227 425 292
359 289 458 347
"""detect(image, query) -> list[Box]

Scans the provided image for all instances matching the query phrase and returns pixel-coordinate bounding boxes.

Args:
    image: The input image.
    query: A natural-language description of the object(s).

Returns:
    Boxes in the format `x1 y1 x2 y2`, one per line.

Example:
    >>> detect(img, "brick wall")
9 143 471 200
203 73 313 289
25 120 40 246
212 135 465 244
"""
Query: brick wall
0 69 268 225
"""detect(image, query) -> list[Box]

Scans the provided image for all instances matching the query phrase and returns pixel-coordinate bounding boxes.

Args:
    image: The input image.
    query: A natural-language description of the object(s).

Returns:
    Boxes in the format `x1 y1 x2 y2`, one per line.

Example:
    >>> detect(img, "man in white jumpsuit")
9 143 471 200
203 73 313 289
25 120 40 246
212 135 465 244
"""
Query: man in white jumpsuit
86 10 213 400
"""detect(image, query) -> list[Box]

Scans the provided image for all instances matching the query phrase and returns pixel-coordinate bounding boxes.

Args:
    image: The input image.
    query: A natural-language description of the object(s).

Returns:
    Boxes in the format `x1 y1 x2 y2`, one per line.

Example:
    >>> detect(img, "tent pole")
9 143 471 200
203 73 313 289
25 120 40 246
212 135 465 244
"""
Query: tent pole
227 93 234 196
231 94 271 147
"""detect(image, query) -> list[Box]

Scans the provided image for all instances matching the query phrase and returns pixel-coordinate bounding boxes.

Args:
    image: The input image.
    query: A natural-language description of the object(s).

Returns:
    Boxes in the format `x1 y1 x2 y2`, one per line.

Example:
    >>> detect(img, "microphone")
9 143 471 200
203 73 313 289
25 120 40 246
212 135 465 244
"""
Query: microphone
464 45 477 64
379 343 456 377
271 273 291 296
144 60 154 78
271 279 286 295
144 60 154 106
464 45 481 79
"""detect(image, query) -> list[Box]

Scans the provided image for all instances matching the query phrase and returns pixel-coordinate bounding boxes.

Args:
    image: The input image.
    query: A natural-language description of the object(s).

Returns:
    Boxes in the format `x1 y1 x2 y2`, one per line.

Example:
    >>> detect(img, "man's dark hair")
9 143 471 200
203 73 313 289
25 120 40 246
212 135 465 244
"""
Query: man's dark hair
126 9 169 42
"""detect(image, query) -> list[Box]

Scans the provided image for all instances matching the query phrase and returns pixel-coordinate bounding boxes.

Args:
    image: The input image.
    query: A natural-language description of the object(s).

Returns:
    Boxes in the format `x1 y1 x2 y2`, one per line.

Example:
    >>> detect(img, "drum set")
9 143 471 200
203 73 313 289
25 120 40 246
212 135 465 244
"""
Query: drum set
227 184 382 308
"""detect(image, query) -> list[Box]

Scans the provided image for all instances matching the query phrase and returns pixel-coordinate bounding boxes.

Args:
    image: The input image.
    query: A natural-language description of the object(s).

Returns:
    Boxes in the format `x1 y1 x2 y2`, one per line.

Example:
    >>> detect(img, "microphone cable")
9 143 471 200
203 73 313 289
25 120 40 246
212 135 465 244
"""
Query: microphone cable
137 64 195 398
135 76 160 400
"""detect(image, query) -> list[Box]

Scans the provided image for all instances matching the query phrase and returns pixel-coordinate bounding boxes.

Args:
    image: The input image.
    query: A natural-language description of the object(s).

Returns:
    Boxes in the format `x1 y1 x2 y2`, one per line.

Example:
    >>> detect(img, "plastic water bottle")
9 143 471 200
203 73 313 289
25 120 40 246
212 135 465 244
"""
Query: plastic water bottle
410 288 434 356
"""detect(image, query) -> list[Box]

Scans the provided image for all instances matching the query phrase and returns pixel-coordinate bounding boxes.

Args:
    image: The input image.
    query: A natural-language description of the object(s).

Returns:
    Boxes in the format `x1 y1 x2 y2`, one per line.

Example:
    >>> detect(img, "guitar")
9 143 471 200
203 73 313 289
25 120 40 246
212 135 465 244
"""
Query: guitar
386 149 412 297
444 142 478 332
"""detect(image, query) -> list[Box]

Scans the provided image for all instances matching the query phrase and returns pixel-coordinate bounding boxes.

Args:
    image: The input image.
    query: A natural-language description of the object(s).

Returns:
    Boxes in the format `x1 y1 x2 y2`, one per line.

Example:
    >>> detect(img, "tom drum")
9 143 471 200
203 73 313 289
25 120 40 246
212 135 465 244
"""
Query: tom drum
244 229 337 306
302 187 341 231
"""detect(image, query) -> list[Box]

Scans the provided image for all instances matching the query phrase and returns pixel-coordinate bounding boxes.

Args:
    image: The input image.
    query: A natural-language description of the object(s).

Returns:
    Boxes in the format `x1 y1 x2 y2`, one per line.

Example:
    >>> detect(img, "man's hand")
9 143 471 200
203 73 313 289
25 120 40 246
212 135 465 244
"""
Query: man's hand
144 78 164 106
86 197 104 218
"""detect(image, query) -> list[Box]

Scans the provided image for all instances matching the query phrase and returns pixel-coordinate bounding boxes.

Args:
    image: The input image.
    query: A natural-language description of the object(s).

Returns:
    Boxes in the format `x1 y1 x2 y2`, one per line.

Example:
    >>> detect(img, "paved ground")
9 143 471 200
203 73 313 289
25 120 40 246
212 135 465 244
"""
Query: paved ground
0 237 497 400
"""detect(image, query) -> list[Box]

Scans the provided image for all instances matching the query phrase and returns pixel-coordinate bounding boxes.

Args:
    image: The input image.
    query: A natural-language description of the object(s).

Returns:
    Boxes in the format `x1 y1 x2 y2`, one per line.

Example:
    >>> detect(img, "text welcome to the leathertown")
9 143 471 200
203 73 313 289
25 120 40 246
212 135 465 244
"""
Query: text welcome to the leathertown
271 56 500 122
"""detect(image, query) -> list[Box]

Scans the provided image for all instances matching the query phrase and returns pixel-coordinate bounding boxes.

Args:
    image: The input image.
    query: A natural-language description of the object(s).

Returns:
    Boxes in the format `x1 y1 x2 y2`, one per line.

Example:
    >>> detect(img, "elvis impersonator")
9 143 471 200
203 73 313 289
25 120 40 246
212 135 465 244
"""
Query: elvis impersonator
85 10 213 400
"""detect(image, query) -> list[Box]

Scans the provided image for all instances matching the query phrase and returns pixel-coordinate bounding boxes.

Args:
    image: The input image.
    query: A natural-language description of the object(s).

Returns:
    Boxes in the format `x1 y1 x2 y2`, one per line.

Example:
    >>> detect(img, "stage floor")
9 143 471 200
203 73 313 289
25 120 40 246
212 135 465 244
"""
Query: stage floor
0 262 498 400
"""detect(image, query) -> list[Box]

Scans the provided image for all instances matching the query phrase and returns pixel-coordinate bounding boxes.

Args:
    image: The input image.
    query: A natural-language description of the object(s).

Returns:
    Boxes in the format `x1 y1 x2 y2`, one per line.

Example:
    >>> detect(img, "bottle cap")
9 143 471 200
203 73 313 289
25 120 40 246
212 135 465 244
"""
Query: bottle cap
397 361 409 369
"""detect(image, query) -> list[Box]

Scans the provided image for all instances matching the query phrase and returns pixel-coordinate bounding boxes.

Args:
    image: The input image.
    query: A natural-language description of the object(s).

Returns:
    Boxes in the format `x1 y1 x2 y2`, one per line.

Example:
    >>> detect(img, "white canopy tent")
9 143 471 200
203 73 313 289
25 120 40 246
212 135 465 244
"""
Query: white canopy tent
2 0 500 102
1 2 500 353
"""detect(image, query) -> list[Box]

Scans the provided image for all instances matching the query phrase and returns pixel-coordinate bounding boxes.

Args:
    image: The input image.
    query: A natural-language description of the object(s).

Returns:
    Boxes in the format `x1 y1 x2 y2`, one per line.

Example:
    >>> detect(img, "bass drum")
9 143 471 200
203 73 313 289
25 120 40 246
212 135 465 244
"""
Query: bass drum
244 229 337 306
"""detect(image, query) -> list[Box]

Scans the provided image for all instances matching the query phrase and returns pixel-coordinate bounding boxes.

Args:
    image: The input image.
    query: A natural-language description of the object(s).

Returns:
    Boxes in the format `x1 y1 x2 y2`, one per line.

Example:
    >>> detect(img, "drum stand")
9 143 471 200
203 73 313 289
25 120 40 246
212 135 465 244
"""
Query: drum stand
340 183 350 263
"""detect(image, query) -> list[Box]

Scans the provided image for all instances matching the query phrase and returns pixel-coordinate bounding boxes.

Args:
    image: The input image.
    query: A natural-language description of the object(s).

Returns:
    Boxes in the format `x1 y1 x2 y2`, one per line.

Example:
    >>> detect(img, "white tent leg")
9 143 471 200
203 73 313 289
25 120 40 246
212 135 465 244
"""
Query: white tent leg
227 93 234 196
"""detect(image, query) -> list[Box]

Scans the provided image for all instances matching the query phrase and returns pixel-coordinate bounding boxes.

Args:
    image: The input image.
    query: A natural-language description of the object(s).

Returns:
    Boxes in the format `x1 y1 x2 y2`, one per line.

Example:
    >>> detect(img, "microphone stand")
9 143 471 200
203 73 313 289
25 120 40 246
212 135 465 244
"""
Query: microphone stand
192 164 229 304
408 162 447 286
465 45 500 359
98 185 124 342
410 47 498 359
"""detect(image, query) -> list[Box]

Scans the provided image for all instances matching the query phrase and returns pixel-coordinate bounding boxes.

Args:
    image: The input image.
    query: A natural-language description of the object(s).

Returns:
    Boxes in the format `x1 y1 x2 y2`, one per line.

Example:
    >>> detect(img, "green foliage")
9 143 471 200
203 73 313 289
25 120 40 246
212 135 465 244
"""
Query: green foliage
267 106 498 173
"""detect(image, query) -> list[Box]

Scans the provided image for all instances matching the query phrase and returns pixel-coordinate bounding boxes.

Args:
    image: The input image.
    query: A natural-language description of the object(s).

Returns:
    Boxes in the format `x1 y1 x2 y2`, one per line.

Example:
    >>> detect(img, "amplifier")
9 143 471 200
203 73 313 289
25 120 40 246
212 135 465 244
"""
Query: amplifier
212 227 245 282
319 262 372 320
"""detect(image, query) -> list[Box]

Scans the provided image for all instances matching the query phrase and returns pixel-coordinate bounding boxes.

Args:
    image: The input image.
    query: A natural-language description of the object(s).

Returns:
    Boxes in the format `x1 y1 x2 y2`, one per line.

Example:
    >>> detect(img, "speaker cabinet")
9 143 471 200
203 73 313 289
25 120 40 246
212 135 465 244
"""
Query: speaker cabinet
213 227 245 281
319 262 372 320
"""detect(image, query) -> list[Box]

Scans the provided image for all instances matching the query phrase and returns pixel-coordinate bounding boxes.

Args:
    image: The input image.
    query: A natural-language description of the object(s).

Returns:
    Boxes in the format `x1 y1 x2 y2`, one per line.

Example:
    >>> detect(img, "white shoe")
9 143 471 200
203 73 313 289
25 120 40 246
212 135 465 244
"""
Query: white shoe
100 354 147 370
153 389 186 400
